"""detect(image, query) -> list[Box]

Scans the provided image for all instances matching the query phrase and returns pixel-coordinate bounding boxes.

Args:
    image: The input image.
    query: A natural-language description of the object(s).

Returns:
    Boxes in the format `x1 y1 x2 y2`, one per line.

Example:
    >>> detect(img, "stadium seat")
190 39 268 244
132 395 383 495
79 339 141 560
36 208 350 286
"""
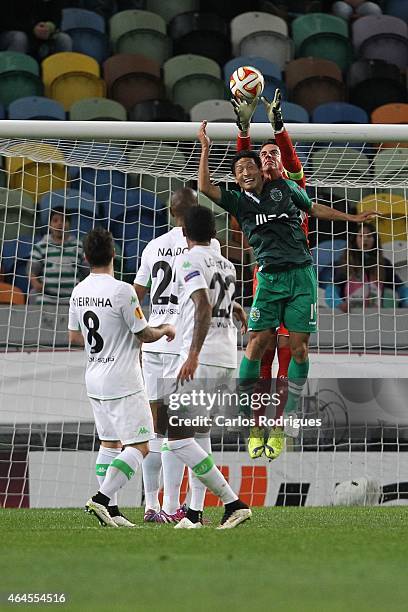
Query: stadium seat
374 148 408 188
311 239 347 284
8 97 66 121
285 58 345 114
252 98 308 123
103 54 163 111
169 12 230 66
0 188 35 240
6 156 67 199
1 235 36 276
0 52 43 106
385 0 408 22
292 13 353 71
231 12 288 55
127 143 187 205
42 52 100 95
163 54 225 112
129 100 187 121
312 102 369 124
146 0 199 23
371 103 408 124
69 166 127 221
50 73 106 112
61 6 108 62
0 282 25 305
61 8 105 33
70 97 127 121
311 146 370 200
190 99 236 122
357 192 408 242
109 10 172 64
37 189 95 228
352 15 408 70
348 59 406 114
239 32 293 72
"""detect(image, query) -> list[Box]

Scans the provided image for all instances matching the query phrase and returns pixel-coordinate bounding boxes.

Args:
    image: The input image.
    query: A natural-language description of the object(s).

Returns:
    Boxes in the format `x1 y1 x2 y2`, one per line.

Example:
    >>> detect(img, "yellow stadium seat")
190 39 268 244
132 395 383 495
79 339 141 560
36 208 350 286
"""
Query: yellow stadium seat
357 192 408 242
6 158 67 199
42 52 100 95
50 73 106 111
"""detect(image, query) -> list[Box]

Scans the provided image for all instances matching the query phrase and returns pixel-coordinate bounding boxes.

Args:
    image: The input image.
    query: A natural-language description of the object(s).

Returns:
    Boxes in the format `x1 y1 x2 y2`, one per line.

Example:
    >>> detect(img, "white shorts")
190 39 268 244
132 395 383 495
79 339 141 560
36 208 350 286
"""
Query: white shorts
89 391 155 446
167 361 236 419
142 351 180 401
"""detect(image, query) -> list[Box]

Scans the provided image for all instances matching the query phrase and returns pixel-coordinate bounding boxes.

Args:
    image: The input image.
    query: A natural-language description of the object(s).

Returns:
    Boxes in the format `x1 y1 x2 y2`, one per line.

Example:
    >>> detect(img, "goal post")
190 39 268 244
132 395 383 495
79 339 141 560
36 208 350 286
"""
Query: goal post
0 120 407 509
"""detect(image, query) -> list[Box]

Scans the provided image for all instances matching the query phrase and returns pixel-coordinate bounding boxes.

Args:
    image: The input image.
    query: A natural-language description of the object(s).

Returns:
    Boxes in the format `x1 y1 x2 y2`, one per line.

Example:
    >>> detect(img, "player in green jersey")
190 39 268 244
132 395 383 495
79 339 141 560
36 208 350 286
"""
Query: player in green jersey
198 121 376 437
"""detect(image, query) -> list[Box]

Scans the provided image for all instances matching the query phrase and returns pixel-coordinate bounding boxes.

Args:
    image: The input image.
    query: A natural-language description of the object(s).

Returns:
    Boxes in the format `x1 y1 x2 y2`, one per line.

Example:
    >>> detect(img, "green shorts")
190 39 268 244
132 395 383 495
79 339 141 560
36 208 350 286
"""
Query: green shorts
248 265 318 334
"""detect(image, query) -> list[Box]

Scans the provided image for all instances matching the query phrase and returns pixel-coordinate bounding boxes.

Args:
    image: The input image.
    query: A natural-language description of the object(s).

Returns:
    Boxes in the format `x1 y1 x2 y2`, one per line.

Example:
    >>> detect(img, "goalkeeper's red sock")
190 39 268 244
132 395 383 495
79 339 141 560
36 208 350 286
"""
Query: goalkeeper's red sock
275 345 291 419
260 348 275 380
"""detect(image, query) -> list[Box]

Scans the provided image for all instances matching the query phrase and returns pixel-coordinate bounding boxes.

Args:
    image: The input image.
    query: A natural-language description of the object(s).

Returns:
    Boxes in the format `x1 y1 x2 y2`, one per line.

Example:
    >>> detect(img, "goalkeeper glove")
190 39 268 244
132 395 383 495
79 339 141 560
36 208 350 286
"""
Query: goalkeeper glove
261 89 284 134
230 96 259 134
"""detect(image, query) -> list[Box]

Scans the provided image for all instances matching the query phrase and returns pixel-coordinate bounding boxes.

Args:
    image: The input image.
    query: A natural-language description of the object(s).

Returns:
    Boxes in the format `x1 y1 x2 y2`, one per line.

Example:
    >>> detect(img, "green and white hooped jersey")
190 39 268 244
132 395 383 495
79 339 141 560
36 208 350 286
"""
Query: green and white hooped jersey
173 245 237 369
68 273 147 400
134 226 220 354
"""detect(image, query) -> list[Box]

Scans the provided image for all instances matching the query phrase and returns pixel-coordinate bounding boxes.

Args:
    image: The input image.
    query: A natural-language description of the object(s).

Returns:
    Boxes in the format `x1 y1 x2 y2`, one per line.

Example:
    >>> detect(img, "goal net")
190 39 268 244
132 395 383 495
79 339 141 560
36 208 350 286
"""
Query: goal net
1 121 407 509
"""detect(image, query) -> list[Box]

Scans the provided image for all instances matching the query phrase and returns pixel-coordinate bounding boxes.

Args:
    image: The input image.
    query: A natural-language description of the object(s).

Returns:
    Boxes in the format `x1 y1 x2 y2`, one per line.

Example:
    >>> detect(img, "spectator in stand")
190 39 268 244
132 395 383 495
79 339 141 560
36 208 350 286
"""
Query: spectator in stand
0 0 72 60
28 207 86 305
326 223 408 311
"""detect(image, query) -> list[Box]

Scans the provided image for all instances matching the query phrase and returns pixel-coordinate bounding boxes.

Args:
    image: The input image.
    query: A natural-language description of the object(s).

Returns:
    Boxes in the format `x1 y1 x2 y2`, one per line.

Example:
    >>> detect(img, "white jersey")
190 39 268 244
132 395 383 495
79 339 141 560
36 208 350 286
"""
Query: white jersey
134 226 220 354
173 245 237 368
68 273 147 400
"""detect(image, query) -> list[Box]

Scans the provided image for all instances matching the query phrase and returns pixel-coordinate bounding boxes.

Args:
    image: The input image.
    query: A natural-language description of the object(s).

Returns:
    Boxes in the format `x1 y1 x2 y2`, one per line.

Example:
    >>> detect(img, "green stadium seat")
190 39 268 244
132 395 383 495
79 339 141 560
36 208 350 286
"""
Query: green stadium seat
0 52 43 106
163 54 225 111
292 13 353 71
146 0 199 24
0 188 35 241
70 97 127 121
110 10 166 44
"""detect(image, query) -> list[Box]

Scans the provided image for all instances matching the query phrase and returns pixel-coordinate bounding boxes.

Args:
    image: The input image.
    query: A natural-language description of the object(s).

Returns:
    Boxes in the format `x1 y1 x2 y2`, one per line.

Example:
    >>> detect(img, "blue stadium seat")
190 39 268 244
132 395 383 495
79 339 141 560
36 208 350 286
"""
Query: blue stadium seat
69 167 127 202
312 102 369 124
8 96 66 120
61 8 106 33
281 101 309 123
38 189 96 228
311 239 347 284
68 30 110 64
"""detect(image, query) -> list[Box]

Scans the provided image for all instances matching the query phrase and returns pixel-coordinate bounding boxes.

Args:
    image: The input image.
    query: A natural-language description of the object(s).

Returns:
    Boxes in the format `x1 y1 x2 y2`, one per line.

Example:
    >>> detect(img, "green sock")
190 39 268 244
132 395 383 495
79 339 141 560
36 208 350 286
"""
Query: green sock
239 355 260 417
284 358 309 414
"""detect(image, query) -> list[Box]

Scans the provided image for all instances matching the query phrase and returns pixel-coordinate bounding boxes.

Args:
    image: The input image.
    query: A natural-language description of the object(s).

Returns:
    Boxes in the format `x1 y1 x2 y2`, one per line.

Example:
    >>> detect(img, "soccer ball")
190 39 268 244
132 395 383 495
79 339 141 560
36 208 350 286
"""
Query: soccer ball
229 66 264 101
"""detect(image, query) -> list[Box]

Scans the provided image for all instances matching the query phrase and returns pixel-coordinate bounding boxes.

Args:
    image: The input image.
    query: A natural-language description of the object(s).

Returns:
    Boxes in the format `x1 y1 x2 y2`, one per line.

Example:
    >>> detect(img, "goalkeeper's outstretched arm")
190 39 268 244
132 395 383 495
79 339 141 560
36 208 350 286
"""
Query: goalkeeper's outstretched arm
198 120 222 204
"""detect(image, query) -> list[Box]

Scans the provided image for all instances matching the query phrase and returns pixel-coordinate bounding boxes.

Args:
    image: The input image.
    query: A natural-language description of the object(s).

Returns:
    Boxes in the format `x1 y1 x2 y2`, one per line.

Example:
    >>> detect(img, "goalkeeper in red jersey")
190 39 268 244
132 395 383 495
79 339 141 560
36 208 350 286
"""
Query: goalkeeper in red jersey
231 90 308 460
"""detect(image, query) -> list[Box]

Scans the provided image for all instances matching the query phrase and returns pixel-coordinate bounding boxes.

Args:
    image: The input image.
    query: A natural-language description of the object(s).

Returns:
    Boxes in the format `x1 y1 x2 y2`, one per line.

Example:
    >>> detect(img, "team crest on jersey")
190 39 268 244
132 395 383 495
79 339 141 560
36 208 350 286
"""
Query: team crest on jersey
270 188 283 201
182 260 192 269
250 307 261 322
130 296 137 305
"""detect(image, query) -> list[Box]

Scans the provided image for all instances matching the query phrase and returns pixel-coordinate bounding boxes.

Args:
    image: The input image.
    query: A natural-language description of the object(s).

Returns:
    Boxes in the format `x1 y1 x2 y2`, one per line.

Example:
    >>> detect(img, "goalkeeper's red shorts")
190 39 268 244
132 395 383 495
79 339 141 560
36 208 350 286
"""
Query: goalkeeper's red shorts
252 265 289 337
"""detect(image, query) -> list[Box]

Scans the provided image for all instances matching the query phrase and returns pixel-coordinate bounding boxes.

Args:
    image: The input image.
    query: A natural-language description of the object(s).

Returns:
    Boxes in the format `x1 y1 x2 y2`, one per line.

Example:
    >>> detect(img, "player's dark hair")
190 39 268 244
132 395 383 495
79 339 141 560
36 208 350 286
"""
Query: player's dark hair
83 227 115 267
170 187 197 221
184 206 216 243
231 150 262 175
260 139 277 151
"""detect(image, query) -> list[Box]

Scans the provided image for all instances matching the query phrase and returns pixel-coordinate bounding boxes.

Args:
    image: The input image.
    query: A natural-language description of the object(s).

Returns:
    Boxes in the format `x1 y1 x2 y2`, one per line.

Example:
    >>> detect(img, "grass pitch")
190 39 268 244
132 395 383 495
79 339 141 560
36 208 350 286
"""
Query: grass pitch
1 507 407 612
